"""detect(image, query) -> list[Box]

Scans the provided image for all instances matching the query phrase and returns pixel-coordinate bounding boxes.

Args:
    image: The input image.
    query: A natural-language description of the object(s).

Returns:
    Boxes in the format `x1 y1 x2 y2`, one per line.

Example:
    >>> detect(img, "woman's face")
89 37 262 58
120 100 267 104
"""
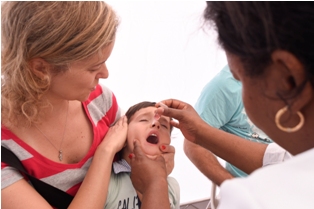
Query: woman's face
48 41 115 102
225 52 277 138
126 106 171 157
226 50 314 154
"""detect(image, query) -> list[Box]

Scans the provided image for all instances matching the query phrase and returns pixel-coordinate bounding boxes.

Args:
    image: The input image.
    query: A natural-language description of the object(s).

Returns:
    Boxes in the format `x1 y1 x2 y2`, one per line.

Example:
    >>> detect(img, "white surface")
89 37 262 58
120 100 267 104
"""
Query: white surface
103 1 227 204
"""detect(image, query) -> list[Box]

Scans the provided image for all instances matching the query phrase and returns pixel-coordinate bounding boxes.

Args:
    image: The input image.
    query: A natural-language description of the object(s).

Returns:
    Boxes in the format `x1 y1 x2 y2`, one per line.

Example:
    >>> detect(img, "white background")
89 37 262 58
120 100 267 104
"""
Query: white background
103 1 227 204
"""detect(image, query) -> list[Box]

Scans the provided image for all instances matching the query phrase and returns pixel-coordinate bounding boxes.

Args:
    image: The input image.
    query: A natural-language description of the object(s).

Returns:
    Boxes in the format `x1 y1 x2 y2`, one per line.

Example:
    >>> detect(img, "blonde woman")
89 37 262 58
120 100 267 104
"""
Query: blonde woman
1 2 175 208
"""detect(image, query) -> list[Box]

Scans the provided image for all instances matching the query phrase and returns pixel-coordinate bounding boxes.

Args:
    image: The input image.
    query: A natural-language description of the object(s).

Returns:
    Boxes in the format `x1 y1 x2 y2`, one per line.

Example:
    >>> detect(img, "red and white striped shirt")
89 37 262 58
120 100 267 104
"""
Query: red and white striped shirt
1 84 121 197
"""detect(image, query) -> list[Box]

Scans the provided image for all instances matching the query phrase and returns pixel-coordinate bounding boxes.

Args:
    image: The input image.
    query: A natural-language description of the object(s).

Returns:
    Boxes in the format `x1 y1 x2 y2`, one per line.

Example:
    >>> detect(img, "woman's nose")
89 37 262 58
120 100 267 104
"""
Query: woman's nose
97 63 109 79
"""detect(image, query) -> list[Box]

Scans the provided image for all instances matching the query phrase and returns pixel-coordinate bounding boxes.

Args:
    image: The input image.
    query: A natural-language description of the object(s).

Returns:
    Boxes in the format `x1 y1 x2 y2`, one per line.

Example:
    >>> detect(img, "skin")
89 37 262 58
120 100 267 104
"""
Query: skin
2 41 130 209
159 143 175 176
129 6 314 206
131 49 314 207
226 50 314 155
129 140 170 209
116 106 173 203
123 106 172 159
122 106 175 175
46 42 114 103
184 139 233 186
155 101 267 174
155 50 314 172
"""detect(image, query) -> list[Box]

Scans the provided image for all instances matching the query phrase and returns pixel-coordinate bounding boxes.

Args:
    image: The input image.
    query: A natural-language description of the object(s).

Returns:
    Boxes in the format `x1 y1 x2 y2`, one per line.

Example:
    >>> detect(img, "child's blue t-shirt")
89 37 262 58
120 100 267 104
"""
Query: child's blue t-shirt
194 65 272 177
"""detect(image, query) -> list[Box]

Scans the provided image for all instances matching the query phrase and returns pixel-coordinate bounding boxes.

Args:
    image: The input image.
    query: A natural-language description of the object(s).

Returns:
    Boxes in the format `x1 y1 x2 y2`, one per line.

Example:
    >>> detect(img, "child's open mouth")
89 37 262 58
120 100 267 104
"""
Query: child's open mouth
146 134 159 144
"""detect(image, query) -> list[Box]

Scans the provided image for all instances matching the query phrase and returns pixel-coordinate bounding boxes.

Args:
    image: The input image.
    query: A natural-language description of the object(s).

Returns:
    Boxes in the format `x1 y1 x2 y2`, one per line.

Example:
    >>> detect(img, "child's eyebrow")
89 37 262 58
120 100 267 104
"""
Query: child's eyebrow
136 112 152 118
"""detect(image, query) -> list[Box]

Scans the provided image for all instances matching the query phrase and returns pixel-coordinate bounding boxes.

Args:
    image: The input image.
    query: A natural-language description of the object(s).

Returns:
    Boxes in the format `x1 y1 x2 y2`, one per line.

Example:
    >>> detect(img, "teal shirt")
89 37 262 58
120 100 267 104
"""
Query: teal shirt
194 65 272 177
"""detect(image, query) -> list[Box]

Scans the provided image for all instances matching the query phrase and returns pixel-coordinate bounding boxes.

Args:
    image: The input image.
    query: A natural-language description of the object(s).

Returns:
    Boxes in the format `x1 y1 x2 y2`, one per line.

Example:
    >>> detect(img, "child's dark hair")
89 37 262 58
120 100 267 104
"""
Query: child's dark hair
125 101 173 133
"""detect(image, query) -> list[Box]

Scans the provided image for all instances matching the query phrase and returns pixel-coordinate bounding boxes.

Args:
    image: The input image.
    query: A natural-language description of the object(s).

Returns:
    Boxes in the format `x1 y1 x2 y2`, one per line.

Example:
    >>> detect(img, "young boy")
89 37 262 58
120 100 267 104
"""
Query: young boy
104 101 180 209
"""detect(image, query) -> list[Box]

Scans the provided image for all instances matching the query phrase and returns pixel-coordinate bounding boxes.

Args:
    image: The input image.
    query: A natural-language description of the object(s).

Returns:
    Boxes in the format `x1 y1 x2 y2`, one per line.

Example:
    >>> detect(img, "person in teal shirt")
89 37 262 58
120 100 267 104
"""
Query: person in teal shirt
189 65 272 178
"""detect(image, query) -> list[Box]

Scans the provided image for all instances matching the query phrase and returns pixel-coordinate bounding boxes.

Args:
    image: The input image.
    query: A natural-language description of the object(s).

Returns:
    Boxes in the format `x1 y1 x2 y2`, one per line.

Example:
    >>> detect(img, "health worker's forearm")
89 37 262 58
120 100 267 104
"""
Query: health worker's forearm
194 122 267 174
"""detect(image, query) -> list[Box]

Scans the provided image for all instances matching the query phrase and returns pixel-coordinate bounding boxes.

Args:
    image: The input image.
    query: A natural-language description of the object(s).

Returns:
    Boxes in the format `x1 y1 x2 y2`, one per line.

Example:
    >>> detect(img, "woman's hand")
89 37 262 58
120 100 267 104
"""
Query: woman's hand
98 115 128 154
156 99 207 143
129 140 170 209
129 140 167 194
160 144 175 175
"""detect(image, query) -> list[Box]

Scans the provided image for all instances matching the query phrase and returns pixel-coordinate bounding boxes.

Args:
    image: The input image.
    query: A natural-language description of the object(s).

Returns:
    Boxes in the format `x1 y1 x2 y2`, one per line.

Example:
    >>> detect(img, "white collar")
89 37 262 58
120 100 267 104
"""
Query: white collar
113 159 131 174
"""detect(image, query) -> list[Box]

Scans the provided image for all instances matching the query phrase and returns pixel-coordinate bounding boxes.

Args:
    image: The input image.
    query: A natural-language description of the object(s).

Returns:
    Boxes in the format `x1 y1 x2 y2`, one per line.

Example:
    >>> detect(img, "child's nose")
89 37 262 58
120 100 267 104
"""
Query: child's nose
151 122 160 129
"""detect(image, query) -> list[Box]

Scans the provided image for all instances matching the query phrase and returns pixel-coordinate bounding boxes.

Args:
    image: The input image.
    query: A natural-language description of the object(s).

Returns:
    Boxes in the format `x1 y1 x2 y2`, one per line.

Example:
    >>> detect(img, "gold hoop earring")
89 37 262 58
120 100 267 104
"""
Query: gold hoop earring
275 106 304 133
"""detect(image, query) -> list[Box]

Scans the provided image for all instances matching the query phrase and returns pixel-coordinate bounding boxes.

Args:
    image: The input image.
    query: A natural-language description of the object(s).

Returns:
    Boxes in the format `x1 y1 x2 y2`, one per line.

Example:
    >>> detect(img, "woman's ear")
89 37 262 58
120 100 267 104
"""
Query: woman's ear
271 50 313 112
28 58 50 79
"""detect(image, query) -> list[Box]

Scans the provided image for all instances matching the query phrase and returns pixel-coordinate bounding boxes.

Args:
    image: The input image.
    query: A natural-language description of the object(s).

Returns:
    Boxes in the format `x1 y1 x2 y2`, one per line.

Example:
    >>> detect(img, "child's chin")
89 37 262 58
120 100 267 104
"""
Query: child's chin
143 147 162 157
145 154 158 159
145 151 162 159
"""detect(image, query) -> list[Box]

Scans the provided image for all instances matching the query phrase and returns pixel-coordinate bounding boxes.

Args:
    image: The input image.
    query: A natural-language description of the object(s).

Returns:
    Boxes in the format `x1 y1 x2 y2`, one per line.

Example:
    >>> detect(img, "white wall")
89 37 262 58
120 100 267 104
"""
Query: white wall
103 1 227 204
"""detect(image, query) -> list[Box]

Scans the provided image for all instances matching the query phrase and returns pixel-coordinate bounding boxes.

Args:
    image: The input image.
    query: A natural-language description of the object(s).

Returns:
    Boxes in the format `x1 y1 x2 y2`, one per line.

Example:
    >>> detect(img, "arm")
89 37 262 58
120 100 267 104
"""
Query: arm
156 99 267 174
184 139 233 186
1 116 128 209
195 123 267 174
69 116 128 208
130 140 170 209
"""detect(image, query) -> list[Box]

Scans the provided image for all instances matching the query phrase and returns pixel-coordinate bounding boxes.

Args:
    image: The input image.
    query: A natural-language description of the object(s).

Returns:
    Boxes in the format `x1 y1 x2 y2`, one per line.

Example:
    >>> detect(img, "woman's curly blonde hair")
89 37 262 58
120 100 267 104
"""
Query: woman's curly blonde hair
1 1 119 127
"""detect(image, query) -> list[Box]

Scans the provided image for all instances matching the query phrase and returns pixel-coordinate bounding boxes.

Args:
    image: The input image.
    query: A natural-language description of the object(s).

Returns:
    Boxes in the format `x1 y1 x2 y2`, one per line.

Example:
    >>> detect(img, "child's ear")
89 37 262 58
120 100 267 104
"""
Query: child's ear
28 58 51 79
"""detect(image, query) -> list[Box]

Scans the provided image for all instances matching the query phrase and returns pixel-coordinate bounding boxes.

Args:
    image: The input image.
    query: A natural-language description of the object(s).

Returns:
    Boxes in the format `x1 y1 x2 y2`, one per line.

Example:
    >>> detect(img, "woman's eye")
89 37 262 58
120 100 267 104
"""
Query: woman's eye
139 119 148 122
89 64 102 72
89 69 98 72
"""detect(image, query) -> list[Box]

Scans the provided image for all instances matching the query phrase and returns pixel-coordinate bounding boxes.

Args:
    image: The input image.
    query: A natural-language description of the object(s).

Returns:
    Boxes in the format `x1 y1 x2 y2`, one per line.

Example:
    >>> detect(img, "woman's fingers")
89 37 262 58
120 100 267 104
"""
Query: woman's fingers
131 140 145 159
160 144 175 175
160 144 175 154
156 99 190 120
130 140 168 194
100 115 128 152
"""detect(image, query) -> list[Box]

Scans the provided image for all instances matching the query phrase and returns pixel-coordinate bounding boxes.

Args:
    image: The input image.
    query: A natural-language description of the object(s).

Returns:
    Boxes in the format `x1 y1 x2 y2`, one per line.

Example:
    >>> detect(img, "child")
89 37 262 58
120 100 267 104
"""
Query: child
105 101 180 209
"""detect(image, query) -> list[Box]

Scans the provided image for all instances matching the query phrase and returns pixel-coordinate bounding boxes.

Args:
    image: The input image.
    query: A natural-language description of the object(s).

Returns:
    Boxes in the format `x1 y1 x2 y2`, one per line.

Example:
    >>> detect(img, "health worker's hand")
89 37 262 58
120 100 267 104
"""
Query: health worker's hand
156 99 207 143
129 140 167 195
160 144 175 175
